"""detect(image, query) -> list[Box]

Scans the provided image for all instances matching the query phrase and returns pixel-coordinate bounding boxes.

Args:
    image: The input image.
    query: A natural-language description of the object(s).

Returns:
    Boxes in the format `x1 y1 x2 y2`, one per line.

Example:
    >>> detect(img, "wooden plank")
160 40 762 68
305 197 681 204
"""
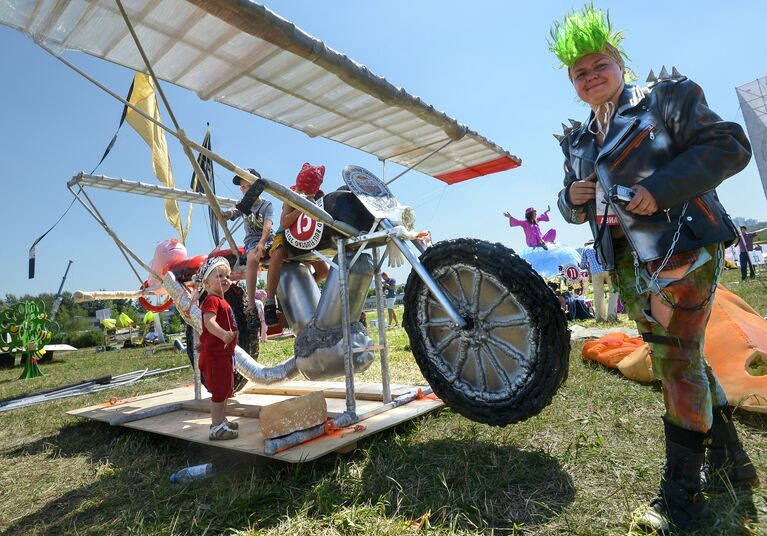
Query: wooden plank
334 442 358 454
180 398 345 419
108 402 183 425
274 395 444 462
181 399 262 418
241 381 411 401
259 391 328 439
68 382 444 462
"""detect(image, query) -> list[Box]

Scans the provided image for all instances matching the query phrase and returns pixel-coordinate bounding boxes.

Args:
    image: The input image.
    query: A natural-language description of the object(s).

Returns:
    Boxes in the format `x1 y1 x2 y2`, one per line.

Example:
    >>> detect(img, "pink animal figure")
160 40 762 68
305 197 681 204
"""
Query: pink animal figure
148 238 188 286
503 206 557 248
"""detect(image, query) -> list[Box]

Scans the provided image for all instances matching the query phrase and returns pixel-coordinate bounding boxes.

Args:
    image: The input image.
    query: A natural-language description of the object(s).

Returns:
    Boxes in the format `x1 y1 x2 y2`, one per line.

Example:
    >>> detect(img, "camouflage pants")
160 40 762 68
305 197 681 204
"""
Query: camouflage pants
611 239 727 433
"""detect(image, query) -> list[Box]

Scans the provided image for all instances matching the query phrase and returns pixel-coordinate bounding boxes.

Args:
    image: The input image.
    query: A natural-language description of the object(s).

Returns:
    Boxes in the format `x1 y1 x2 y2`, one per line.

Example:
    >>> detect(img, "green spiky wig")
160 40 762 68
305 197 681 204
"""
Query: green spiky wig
548 4 630 75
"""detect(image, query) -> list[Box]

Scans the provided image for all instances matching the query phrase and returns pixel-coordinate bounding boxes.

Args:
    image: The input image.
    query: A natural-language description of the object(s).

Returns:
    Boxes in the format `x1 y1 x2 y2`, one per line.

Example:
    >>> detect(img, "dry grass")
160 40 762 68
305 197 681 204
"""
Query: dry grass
0 269 765 535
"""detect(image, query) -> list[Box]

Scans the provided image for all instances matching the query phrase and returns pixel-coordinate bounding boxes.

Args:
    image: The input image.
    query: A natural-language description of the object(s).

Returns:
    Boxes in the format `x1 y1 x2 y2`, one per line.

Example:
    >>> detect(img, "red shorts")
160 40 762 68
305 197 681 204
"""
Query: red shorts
199 353 234 403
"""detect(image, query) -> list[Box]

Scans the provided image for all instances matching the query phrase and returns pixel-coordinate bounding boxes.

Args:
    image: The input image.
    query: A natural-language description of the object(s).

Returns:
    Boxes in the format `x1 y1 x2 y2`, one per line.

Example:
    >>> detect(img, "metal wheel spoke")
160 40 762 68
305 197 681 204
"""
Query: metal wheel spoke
487 333 528 367
483 315 528 329
474 345 487 392
478 289 510 321
449 267 469 306
433 331 459 354
454 339 470 379
470 270 482 315
480 342 513 390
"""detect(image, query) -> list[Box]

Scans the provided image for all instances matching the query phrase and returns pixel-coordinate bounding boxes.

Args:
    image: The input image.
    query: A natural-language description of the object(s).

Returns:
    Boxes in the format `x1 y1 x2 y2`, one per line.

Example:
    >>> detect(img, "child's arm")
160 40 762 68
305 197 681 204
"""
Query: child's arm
203 312 235 347
280 204 302 228
252 217 274 259
221 208 241 221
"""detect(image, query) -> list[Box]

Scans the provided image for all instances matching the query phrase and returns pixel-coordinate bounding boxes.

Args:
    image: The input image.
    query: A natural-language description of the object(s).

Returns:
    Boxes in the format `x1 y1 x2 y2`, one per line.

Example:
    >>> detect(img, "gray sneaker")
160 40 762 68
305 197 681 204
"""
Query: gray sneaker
209 423 238 440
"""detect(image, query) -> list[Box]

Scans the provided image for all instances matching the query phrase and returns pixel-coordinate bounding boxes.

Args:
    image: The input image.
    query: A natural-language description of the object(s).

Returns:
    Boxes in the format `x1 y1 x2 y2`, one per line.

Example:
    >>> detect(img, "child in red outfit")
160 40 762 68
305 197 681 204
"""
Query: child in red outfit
194 256 240 440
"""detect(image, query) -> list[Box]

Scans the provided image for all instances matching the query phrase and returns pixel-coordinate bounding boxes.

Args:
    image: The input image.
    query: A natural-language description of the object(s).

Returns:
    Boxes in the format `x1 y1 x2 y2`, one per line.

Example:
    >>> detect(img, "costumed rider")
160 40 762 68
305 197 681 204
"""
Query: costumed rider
550 5 756 533
503 206 556 249
264 163 330 325
222 169 274 313
502 204 581 278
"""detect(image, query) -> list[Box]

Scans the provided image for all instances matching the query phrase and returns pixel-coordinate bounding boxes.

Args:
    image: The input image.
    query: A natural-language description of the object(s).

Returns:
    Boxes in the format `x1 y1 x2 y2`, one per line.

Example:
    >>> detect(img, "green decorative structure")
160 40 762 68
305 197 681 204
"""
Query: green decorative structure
0 301 59 379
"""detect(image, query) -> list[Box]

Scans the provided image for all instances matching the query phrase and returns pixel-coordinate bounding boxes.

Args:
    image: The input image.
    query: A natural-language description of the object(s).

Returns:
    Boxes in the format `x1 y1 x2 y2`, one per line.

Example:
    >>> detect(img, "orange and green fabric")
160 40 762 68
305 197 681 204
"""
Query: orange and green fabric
611 238 727 433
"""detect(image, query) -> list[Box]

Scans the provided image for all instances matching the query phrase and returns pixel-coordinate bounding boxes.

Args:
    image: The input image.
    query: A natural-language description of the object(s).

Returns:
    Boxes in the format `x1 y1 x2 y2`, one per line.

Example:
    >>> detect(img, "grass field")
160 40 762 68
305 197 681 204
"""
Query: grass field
0 268 765 535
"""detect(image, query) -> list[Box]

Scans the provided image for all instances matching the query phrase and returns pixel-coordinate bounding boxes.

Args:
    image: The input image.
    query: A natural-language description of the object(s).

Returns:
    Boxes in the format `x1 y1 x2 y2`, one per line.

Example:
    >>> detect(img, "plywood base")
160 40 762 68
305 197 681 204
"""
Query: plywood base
68 381 443 462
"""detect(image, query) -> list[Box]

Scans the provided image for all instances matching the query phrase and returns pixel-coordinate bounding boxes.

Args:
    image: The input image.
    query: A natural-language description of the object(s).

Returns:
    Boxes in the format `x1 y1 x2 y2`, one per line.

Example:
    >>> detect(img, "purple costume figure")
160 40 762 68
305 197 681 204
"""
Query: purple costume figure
504 207 557 248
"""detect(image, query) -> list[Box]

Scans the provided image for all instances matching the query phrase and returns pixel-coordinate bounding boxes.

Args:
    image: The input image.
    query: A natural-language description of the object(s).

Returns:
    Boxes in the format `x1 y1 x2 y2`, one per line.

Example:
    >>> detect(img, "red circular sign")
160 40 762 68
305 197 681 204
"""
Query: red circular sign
290 213 317 241
285 198 325 250
563 265 580 282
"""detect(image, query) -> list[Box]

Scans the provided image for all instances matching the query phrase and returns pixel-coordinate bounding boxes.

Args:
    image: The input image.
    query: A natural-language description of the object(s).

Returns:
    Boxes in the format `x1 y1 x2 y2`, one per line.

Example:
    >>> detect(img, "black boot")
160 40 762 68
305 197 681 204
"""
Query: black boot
703 405 759 491
264 302 278 326
635 418 708 534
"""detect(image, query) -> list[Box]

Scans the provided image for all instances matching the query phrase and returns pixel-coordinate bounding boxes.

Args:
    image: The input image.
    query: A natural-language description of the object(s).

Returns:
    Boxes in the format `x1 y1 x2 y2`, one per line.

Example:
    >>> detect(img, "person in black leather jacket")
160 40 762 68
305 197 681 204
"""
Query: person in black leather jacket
550 5 756 533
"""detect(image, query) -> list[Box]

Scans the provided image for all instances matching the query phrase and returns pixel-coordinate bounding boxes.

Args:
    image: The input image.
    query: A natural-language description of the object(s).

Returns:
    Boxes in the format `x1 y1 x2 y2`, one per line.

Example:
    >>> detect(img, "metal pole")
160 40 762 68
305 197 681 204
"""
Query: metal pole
337 239 356 416
258 178 360 237
114 0 239 253
372 247 392 403
67 182 156 278
50 260 73 320
381 220 466 328
384 138 454 186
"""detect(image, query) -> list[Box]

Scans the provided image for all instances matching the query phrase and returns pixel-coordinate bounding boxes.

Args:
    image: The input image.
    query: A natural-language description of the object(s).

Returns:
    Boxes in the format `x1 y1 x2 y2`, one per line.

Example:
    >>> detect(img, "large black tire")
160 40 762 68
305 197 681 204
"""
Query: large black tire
403 239 569 426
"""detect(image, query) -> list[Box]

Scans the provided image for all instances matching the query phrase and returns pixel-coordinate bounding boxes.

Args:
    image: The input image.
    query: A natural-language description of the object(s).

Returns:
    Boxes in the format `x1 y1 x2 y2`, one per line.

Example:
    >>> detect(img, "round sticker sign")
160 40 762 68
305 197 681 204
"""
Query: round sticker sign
285 198 325 250
562 264 581 283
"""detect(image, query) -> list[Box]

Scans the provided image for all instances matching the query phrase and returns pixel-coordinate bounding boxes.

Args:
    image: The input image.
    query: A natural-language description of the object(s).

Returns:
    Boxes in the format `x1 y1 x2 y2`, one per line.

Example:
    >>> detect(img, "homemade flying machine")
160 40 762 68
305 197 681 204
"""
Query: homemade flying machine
1 0 569 459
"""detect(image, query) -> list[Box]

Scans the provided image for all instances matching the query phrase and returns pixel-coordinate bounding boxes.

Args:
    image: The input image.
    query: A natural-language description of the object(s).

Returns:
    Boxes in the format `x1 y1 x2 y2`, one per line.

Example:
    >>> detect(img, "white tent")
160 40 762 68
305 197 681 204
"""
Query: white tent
736 76 767 200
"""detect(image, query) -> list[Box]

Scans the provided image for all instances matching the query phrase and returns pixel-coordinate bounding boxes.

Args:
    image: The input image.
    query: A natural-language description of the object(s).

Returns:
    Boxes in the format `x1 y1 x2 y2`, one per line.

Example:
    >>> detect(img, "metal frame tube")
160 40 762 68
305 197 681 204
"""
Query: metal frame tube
372 247 392 403
258 178 360 237
337 239 357 416
380 220 465 328
67 182 156 278
114 0 239 252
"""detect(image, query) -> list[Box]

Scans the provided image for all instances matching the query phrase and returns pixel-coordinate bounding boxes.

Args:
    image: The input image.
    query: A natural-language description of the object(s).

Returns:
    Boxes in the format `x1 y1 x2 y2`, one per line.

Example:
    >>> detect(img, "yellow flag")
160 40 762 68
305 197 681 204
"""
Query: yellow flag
125 72 185 242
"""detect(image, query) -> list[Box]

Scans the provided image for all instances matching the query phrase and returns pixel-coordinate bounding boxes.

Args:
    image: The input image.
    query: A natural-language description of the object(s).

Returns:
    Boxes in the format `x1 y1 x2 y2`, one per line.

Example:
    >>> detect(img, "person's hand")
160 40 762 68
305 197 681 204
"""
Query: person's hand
221 209 233 219
568 174 597 205
625 185 658 216
222 331 235 346
503 211 511 218
254 243 265 258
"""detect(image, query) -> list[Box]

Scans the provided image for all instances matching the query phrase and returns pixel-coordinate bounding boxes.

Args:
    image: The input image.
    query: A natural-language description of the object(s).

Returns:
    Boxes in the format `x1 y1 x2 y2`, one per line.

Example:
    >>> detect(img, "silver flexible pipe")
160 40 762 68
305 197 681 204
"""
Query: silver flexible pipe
163 272 300 385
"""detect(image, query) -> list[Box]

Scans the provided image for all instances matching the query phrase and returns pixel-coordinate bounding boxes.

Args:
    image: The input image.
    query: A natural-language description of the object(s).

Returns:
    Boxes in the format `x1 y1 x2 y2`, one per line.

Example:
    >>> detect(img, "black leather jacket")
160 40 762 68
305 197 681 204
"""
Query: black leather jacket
557 79 751 269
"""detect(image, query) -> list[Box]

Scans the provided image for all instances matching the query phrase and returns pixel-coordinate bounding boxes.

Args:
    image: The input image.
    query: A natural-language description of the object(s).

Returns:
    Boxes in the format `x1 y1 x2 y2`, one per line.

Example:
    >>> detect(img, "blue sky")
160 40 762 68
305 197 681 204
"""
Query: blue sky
1 0 765 297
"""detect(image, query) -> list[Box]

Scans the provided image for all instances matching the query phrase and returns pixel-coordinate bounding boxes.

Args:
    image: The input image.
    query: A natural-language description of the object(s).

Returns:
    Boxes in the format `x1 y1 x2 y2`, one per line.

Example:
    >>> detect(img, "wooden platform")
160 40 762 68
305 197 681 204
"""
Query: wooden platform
68 381 443 462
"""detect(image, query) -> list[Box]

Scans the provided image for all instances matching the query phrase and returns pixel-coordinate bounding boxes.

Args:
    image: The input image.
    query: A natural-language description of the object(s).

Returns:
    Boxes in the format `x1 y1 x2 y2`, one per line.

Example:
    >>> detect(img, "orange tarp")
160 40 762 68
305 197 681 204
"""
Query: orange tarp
582 333 645 369
582 286 767 413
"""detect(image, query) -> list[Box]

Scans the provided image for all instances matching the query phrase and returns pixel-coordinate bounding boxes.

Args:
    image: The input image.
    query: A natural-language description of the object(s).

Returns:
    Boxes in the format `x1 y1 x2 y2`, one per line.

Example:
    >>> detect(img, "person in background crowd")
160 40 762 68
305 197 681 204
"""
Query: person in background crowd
581 239 618 321
735 224 767 281
381 272 398 328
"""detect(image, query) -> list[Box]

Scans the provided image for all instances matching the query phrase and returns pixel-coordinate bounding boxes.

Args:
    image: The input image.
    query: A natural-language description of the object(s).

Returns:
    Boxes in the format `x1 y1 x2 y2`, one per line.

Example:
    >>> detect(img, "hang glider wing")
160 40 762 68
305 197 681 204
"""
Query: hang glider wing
0 0 520 184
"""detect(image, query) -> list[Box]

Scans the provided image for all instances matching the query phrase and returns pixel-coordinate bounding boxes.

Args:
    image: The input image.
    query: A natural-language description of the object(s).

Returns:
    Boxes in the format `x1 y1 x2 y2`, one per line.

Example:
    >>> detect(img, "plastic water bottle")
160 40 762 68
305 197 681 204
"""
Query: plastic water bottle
169 463 214 484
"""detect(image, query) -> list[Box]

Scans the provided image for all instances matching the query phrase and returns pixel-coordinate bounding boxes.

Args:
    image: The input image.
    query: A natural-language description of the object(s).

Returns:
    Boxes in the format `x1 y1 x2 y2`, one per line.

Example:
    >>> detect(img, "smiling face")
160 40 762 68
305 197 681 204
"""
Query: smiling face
203 265 231 297
570 53 624 107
